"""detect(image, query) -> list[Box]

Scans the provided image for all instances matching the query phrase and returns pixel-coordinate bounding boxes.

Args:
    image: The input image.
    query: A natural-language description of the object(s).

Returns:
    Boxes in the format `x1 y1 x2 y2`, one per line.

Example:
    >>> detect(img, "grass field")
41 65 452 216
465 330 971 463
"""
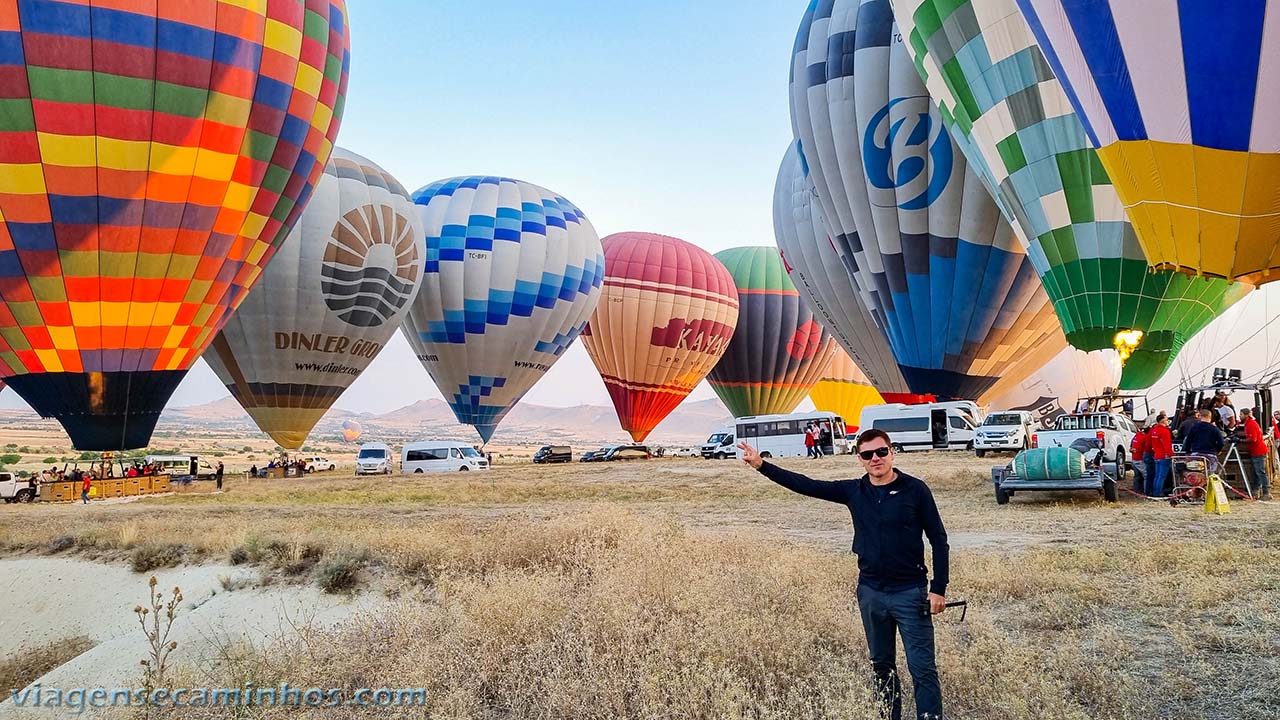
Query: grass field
1 453 1277 719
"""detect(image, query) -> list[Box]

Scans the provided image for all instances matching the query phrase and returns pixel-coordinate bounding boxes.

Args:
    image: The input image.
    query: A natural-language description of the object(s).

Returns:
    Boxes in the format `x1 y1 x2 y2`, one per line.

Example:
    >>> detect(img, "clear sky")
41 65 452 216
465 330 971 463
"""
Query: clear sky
2 1 1277 418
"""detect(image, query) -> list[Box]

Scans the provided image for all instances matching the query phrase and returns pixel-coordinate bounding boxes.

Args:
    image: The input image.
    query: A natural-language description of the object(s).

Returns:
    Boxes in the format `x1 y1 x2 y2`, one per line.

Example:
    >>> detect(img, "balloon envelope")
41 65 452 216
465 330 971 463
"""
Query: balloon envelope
580 232 739 442
402 177 604 442
708 247 837 417
1015 0 1280 286
790 0 1065 400
809 348 885 432
773 140 916 401
341 419 363 443
985 347 1121 428
894 0 1250 390
204 148 423 450
0 1 350 449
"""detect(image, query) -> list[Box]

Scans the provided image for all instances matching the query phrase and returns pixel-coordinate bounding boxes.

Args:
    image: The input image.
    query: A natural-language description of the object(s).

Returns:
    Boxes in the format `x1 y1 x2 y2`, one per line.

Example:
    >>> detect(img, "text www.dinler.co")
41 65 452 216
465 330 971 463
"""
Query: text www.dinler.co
10 685 430 714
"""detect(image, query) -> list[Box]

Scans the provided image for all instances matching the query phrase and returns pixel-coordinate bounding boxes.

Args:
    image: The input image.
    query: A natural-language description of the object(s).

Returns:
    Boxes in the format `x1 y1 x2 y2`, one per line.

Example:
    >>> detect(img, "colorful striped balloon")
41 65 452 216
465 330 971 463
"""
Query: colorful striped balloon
790 0 1066 400
708 247 837 418
0 0 350 449
894 0 1250 389
581 232 740 442
1016 0 1280 286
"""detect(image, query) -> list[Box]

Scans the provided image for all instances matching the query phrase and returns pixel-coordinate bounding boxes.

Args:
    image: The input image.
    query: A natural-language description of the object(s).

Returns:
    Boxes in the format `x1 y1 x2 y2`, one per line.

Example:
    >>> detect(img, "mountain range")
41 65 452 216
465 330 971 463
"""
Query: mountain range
152 395 735 448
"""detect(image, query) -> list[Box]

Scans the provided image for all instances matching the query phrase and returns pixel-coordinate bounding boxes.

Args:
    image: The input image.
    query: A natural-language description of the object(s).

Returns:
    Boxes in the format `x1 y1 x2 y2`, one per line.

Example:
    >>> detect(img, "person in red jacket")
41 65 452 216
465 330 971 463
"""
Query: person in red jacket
1130 425 1150 492
1148 412 1174 497
1240 409 1271 500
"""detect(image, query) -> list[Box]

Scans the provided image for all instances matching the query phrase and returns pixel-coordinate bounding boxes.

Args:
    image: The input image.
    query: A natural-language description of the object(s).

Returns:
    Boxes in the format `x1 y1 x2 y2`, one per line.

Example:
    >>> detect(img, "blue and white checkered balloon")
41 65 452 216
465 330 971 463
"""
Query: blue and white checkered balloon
401 176 605 442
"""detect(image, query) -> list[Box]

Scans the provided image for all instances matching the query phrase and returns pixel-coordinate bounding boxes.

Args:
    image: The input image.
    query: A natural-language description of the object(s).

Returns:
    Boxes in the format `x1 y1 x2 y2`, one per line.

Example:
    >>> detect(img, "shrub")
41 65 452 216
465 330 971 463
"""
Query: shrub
42 457 57 464
131 544 185 573
316 552 365 593
0 454 20 465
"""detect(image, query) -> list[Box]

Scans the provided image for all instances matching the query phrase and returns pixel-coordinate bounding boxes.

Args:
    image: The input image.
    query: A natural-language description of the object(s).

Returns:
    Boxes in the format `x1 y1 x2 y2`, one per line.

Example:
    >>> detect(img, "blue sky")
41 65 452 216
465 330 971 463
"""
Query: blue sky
2 1 805 415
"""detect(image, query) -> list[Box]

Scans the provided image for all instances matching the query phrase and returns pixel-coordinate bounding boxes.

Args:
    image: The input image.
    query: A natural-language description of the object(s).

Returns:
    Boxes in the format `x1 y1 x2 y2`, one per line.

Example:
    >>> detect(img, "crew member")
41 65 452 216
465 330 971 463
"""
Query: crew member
1240 409 1271 501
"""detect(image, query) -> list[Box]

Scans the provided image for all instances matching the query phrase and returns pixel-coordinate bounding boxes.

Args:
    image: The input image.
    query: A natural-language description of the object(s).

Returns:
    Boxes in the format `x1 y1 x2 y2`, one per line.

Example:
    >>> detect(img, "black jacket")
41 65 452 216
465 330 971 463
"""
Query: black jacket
1183 420 1224 455
758 462 949 595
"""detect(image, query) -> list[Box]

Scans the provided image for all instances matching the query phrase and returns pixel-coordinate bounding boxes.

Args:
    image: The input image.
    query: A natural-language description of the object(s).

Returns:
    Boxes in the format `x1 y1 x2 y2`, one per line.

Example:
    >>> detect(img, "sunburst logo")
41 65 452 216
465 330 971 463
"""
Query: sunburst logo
322 203 420 327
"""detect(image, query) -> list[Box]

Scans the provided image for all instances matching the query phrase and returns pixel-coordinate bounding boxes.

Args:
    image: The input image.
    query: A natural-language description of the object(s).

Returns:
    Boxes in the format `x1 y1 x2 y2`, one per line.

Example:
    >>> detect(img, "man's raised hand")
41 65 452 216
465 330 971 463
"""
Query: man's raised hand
738 442 763 470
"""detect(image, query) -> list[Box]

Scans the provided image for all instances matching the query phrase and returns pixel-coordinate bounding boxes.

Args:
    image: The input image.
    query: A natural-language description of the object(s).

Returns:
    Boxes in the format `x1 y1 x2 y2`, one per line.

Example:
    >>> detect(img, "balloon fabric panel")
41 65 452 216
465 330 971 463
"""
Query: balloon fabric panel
708 247 836 417
894 0 1250 389
402 176 604 443
1015 0 1280 286
0 0 350 449
204 148 423 450
808 347 885 432
580 232 739 442
790 0 1065 400
773 140 911 398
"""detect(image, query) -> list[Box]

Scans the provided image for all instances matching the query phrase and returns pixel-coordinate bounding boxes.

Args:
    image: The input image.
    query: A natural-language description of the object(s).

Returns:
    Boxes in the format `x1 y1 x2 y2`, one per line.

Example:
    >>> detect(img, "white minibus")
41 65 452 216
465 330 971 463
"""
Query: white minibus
401 441 489 473
734 411 849 459
857 402 979 452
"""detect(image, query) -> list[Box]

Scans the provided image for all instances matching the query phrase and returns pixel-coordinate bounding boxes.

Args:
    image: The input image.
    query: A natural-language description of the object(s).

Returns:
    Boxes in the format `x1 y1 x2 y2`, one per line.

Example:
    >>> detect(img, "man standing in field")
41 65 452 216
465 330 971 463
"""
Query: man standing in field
738 429 948 720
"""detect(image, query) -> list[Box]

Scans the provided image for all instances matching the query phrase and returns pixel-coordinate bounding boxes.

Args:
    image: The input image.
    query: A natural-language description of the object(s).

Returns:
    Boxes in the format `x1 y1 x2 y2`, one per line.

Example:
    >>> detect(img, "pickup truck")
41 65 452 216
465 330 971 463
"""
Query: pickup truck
0 472 37 503
1030 411 1139 474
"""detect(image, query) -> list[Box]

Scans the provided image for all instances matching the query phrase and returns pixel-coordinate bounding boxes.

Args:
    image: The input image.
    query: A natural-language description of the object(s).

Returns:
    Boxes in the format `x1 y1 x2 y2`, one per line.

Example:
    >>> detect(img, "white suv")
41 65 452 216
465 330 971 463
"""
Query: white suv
974 410 1035 457
302 456 336 473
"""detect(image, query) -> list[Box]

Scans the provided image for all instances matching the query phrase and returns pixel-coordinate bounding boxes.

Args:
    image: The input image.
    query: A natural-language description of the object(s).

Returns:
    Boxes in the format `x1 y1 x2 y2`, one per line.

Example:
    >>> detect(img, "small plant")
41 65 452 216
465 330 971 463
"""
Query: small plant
46 536 75 553
41 457 57 464
316 551 365 593
0 454 21 465
134 576 182 707
131 544 184 573
118 521 140 549
17 446 30 453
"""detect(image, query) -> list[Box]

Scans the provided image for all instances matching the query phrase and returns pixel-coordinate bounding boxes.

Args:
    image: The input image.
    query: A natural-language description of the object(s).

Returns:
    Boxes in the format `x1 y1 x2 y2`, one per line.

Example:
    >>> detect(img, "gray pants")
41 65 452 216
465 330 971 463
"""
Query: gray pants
857 583 943 720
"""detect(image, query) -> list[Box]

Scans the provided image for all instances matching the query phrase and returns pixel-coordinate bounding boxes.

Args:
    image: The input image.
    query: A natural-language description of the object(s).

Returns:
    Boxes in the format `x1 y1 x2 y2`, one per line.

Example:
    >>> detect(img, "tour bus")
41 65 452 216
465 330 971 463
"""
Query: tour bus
856 401 981 452
733 411 850 459
401 441 489 473
145 455 217 480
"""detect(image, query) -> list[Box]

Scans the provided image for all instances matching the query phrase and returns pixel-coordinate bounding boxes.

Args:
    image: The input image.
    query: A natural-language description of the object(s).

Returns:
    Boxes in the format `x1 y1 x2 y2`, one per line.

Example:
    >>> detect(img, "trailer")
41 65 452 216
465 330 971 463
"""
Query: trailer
991 442 1121 504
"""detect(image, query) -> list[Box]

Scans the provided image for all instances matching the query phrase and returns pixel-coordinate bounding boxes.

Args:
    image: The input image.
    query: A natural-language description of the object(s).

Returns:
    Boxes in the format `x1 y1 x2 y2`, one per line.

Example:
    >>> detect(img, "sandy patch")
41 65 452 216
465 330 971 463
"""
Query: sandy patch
0 558 383 719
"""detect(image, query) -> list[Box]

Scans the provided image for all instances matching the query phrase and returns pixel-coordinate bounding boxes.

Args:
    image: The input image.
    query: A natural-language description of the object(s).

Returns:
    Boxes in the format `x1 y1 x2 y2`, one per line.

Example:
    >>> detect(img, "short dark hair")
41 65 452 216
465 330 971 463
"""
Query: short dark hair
856 428 892 450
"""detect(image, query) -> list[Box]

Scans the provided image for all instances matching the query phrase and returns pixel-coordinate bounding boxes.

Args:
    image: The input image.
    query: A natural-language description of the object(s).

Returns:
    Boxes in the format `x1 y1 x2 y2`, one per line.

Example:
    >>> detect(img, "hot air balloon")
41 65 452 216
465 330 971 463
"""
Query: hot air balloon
790 0 1066 400
580 232 739 442
203 148 423 449
0 1 350 450
402 177 604 443
809 348 885 432
707 247 837 417
341 419 362 443
985 347 1120 428
1014 0 1280 287
774 140 928 403
893 0 1251 390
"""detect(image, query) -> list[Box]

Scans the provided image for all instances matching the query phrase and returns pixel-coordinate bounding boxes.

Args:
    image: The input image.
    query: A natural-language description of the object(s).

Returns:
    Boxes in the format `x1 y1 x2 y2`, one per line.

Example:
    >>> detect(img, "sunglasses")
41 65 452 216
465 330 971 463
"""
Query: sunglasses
858 446 891 460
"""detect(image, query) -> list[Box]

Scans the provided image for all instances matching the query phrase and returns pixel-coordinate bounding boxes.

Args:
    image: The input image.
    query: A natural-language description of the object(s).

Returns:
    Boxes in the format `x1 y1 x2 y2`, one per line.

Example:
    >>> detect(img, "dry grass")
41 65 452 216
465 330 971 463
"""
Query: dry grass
2 454 1278 719
0 635 94 695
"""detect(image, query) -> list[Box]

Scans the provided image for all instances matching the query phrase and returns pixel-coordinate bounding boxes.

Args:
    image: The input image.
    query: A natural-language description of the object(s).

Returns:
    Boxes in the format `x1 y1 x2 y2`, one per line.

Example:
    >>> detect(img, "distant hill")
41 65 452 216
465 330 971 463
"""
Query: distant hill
0 395 735 449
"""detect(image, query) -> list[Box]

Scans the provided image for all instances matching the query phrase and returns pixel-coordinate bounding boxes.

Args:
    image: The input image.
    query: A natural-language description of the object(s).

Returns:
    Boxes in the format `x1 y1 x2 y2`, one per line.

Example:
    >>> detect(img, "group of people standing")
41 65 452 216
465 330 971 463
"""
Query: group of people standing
803 422 834 458
1130 393 1273 500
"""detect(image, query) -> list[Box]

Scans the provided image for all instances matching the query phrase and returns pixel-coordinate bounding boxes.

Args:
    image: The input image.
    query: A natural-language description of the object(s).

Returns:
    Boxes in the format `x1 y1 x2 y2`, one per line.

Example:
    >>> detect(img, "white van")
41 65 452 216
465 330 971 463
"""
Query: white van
857 403 979 452
145 455 216 479
355 443 393 475
973 410 1035 457
402 441 489 473
700 427 736 459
